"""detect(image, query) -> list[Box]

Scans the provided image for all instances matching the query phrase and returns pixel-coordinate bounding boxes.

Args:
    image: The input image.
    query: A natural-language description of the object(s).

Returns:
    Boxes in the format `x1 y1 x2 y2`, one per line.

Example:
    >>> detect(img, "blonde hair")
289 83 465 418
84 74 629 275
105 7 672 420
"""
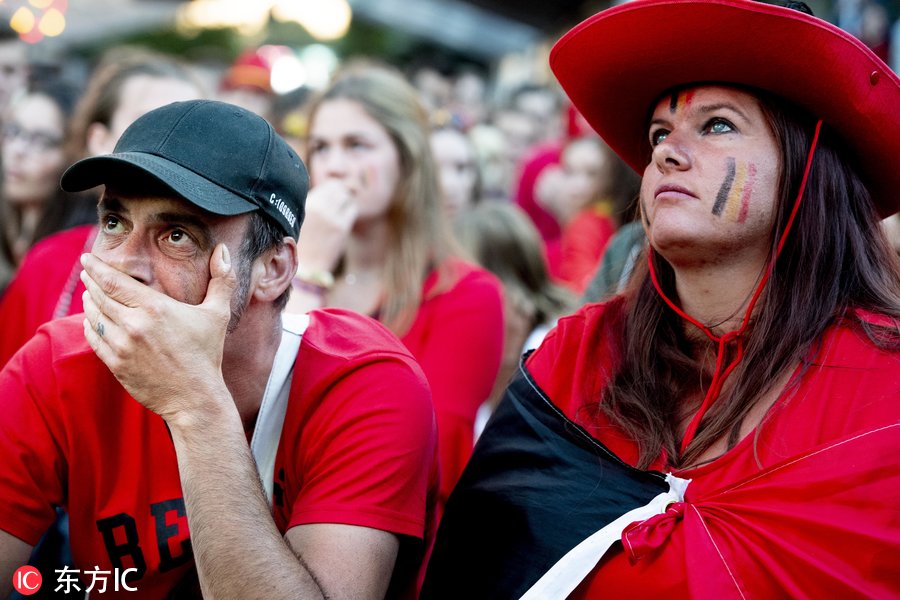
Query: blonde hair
306 61 457 333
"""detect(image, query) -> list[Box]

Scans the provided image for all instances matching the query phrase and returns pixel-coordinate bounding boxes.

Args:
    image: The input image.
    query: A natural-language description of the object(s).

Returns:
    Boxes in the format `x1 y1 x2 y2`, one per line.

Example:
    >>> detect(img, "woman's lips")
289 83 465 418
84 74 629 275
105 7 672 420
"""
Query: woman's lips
654 184 696 201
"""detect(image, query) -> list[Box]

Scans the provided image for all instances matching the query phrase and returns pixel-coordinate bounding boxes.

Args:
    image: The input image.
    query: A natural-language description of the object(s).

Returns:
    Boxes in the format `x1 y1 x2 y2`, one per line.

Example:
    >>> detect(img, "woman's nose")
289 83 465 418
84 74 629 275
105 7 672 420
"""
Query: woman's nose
651 130 692 172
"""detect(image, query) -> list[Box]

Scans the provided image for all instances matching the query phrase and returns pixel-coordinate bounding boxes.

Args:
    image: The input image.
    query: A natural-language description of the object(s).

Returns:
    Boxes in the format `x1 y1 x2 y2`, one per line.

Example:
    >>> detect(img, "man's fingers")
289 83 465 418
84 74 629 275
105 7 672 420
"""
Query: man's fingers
80 267 132 327
80 253 157 308
81 290 126 353
203 244 238 313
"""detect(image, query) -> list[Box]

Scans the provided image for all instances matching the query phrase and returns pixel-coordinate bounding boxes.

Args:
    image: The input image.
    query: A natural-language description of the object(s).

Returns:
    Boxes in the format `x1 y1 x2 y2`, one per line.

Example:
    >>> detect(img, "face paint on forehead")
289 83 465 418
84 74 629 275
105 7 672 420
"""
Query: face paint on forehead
668 90 695 114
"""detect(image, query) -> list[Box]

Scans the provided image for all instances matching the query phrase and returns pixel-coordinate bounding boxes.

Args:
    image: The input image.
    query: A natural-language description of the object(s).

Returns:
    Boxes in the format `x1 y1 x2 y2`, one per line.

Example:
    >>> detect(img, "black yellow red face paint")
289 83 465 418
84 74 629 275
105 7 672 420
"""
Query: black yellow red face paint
669 91 695 114
712 158 757 223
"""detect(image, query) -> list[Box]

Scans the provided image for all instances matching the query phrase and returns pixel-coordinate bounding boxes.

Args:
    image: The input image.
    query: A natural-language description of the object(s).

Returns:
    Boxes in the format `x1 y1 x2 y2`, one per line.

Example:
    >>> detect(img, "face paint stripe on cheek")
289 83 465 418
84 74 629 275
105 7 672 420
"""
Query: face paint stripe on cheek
726 162 748 222
712 157 736 216
362 164 378 190
737 163 757 224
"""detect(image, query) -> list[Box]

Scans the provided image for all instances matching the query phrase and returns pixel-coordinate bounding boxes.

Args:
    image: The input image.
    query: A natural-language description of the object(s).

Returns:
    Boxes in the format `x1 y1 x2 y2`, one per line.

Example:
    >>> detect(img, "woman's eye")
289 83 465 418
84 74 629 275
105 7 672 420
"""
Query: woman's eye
705 118 735 135
650 129 669 146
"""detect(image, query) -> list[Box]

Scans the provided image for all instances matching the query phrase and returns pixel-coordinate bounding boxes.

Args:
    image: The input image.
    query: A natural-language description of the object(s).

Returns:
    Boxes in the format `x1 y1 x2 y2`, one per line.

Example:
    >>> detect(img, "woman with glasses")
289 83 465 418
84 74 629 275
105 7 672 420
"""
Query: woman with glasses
0 50 204 366
0 76 79 281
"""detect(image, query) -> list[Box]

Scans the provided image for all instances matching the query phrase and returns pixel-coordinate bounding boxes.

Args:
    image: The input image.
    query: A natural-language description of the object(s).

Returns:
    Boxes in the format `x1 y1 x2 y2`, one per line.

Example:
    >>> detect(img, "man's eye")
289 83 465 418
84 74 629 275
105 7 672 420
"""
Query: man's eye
168 229 189 244
102 216 122 232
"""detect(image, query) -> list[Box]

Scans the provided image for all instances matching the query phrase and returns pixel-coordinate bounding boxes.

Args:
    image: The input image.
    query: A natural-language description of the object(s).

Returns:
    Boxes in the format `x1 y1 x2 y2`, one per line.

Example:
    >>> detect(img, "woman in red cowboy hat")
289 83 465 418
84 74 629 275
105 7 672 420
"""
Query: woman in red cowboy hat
422 0 900 598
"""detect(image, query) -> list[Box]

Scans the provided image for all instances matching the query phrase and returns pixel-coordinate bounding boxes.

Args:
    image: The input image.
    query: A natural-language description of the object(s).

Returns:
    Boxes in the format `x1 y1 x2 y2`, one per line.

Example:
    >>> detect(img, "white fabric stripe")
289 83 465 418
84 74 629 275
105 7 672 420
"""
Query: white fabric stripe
250 313 309 508
519 473 691 600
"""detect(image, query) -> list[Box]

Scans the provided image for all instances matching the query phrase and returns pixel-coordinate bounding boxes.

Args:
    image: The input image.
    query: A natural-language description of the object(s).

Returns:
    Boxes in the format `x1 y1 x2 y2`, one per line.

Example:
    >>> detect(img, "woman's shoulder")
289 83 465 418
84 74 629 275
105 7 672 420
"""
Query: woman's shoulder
425 256 503 300
847 307 900 329
815 308 900 368
534 297 627 352
525 297 627 412
441 256 498 281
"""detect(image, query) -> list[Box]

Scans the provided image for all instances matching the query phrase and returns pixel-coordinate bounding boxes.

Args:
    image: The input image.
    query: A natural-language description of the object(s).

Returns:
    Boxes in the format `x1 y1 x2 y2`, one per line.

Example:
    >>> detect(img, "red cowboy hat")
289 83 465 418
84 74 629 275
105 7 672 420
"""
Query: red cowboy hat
550 0 900 217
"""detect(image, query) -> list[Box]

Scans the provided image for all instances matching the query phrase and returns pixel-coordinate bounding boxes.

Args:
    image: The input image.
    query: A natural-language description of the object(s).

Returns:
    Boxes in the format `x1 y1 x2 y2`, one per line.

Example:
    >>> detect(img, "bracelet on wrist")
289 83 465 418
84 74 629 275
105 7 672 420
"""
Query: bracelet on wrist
291 277 328 297
294 267 334 289
293 267 334 296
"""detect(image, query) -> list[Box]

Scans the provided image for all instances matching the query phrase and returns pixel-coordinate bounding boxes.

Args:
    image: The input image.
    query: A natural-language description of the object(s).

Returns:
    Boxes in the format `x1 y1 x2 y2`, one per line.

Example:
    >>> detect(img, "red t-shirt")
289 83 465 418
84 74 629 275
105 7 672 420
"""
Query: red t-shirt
526 299 900 597
0 309 438 599
558 203 617 295
401 258 504 506
0 224 95 368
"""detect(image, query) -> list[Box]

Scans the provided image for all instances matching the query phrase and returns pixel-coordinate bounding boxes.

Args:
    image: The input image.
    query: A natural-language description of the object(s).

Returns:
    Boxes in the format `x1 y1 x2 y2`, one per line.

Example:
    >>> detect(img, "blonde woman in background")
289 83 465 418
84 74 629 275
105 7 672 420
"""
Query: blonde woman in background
286 62 504 511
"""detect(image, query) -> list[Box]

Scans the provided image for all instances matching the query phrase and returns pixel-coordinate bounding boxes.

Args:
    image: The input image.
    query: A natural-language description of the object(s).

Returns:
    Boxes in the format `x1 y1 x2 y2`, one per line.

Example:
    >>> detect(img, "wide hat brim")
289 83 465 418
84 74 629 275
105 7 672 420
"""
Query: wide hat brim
550 0 900 217
61 152 258 217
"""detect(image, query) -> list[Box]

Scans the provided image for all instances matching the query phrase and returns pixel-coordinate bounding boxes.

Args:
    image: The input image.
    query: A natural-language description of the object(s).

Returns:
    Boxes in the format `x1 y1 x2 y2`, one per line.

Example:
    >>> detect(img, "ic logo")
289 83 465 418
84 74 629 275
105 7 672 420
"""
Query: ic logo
12 566 42 595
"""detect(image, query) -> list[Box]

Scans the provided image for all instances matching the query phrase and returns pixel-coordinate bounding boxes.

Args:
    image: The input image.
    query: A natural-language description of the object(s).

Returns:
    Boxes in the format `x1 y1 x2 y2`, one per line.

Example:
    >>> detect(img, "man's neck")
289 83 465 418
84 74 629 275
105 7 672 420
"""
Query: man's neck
222 311 283 435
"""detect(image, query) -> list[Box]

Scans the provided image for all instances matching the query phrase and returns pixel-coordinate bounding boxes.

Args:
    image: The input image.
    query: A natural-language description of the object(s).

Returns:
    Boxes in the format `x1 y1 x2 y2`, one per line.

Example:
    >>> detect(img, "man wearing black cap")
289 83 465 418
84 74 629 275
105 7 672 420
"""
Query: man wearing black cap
0 100 438 599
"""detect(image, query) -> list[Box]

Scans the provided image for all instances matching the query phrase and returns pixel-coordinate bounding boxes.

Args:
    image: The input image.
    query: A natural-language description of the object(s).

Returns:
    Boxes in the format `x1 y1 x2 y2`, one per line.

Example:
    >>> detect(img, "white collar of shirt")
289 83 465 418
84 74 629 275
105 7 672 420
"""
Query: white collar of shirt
250 312 309 507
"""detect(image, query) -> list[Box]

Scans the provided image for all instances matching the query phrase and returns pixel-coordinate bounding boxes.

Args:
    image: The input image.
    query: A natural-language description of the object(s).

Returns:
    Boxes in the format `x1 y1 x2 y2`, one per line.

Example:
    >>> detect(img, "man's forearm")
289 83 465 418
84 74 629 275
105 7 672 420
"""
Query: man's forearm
1 532 35 600
168 400 324 600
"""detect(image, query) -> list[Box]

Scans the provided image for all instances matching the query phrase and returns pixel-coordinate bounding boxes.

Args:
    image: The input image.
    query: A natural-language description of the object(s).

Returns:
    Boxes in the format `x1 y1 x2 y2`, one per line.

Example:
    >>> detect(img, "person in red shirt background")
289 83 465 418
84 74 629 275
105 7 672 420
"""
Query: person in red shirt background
0 75 80 286
0 48 205 368
549 135 640 294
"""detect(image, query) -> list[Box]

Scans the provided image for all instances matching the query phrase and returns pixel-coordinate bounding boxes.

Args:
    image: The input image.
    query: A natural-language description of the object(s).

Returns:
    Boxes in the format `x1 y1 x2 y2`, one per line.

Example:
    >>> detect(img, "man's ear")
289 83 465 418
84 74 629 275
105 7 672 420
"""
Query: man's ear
250 237 297 303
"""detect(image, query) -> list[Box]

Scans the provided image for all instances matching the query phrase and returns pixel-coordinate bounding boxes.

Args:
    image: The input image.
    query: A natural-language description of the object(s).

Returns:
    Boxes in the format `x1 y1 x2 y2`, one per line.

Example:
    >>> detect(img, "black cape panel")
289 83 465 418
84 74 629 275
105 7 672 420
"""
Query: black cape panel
422 361 667 599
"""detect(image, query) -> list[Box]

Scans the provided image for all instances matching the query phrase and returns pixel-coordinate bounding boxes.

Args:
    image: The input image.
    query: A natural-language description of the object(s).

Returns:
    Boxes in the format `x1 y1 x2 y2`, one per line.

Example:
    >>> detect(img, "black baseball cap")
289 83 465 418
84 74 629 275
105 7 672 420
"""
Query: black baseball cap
61 99 308 238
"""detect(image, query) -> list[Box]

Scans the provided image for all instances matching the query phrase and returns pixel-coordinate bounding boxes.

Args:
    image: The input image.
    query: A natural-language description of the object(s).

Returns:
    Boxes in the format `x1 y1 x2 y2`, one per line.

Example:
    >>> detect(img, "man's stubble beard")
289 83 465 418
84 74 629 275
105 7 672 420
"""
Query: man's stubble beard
226 255 252 333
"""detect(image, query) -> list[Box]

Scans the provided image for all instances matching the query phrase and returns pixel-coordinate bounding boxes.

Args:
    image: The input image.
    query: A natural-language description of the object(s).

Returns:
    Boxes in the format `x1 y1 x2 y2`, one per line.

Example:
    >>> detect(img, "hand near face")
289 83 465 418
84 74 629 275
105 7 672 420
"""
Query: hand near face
295 178 359 273
80 244 237 423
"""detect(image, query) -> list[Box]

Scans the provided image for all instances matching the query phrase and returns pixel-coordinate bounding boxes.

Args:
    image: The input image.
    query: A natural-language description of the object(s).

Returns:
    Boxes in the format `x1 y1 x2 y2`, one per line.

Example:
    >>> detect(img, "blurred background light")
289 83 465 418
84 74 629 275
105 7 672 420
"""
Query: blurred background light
298 44 340 89
274 0 352 41
177 0 353 41
269 51 307 93
7 0 69 43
